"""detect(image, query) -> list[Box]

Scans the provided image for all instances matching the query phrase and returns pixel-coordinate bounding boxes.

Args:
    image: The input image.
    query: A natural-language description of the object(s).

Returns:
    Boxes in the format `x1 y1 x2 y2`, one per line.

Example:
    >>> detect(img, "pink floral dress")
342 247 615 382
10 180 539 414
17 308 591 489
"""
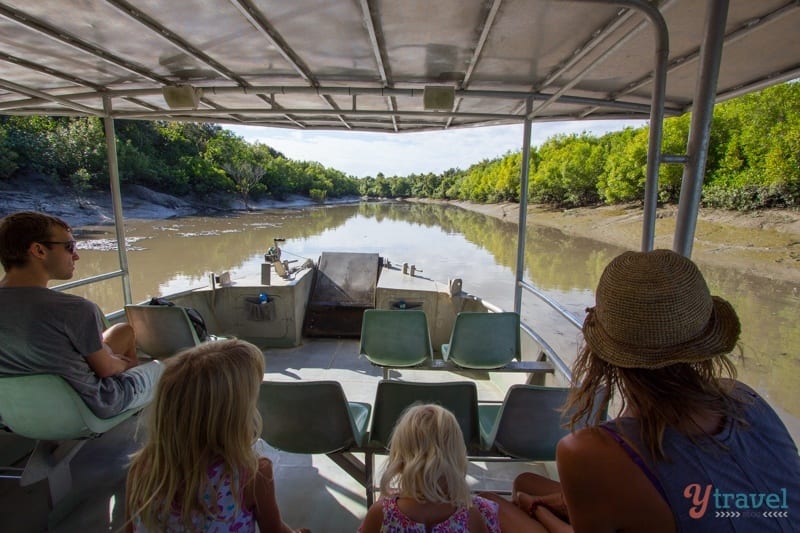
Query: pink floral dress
360 495 501 532
133 459 255 532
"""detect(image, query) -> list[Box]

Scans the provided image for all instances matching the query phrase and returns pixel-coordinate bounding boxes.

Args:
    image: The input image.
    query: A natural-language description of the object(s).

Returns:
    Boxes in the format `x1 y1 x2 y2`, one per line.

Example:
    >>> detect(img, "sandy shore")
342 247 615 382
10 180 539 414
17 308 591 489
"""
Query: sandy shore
420 200 800 285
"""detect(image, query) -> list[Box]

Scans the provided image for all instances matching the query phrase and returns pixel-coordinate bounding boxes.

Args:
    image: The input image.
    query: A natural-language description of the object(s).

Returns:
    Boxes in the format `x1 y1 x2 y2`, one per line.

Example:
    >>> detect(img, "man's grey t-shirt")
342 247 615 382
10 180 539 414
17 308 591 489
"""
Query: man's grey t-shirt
0 286 131 417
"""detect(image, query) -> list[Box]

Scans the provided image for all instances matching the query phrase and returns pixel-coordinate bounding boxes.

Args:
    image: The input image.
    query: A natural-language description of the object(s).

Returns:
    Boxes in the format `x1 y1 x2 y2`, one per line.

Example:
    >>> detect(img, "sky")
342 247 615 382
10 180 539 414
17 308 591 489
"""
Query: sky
227 119 646 178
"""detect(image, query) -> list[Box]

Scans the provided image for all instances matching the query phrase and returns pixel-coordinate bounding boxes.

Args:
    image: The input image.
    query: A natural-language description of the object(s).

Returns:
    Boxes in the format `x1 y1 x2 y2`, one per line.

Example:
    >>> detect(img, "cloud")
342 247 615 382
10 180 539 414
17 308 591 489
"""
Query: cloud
227 120 645 178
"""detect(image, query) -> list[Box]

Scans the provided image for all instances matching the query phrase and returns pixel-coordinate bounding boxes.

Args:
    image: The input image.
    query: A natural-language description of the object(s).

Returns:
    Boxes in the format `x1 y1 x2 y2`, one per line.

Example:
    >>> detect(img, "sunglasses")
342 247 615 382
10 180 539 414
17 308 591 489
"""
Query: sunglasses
39 240 78 254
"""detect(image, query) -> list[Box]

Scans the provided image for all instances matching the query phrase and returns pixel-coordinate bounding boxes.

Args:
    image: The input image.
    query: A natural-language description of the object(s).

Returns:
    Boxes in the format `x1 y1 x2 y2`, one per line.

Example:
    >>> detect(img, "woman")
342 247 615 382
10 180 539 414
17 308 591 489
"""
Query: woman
491 249 799 532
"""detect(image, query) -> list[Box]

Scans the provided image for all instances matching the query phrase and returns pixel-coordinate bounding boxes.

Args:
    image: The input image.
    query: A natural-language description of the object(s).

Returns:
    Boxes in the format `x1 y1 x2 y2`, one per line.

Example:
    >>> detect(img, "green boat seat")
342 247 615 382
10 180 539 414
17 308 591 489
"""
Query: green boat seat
359 310 433 378
125 304 202 359
478 383 608 460
441 311 521 370
258 380 371 454
478 384 571 460
363 380 481 506
368 380 481 453
0 374 145 509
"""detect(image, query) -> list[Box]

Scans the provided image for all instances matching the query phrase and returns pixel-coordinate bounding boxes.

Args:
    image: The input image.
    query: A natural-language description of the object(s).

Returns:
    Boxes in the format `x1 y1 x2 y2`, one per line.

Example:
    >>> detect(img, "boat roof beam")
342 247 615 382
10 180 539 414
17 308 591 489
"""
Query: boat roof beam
0 3 170 84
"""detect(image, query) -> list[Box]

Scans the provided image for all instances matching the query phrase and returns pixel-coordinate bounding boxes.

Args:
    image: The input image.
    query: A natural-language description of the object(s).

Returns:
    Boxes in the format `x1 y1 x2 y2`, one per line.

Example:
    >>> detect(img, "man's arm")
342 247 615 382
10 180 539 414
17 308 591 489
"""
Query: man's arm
85 322 140 378
85 345 131 378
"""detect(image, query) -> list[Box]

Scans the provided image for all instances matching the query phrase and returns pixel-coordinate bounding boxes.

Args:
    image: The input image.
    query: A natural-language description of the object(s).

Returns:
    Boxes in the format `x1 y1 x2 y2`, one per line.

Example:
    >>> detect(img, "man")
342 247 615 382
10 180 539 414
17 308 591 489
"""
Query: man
0 211 162 418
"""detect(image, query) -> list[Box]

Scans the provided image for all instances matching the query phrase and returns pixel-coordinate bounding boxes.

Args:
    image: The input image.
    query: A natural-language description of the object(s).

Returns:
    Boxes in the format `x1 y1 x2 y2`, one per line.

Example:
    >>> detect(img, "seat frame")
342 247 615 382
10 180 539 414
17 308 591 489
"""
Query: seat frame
125 303 202 358
0 374 144 520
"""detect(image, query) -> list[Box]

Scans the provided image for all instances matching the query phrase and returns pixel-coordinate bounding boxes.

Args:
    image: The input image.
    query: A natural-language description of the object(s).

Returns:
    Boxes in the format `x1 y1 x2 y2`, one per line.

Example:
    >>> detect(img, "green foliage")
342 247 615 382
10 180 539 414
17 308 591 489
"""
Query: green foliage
0 127 18 179
1 81 798 211
309 188 327 203
597 127 647 203
357 82 800 212
0 116 359 202
531 134 603 206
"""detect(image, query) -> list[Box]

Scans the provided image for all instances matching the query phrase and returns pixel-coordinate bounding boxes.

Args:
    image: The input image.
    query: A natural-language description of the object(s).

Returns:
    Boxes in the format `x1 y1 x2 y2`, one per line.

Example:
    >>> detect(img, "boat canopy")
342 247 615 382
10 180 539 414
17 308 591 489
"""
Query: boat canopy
2 0 798 311
0 0 798 132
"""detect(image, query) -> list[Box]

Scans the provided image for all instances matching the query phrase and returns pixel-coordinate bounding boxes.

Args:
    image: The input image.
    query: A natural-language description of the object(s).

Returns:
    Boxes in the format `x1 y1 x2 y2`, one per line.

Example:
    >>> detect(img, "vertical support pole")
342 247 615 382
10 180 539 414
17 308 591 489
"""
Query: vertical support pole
673 0 729 257
575 1 669 251
103 96 132 306
639 3 669 252
514 97 533 315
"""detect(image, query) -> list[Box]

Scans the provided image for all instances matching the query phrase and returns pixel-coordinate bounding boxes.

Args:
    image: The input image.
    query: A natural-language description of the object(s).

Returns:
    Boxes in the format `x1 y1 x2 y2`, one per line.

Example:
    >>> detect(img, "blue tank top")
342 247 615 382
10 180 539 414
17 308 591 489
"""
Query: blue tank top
602 381 799 532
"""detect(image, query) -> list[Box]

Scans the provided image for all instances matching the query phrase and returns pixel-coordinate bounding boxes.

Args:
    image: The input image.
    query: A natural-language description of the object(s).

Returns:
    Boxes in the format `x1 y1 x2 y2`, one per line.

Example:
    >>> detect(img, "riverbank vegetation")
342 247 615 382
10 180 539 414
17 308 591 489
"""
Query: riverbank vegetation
359 82 799 211
0 82 797 211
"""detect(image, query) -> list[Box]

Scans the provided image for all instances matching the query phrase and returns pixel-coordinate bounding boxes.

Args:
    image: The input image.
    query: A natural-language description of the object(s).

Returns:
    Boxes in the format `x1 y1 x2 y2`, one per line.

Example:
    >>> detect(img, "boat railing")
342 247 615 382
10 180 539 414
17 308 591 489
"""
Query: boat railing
518 280 584 331
51 270 126 292
517 280 586 385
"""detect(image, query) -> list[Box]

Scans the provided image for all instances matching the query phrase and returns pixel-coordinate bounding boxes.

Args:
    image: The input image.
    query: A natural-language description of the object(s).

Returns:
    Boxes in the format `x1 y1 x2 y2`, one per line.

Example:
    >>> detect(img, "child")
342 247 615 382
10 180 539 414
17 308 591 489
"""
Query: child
359 403 500 532
125 339 309 533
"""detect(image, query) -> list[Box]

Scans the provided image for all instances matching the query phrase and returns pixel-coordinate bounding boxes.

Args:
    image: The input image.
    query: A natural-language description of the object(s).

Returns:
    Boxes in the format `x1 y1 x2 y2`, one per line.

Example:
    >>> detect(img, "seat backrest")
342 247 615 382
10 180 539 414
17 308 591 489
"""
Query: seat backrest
0 374 140 440
489 384 570 460
369 380 481 452
359 310 432 367
445 312 520 369
125 304 201 358
258 380 363 454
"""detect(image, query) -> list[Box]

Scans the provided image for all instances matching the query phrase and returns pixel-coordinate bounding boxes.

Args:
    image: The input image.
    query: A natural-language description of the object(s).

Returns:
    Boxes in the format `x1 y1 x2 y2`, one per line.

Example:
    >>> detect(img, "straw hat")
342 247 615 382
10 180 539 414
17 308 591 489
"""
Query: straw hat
582 249 740 369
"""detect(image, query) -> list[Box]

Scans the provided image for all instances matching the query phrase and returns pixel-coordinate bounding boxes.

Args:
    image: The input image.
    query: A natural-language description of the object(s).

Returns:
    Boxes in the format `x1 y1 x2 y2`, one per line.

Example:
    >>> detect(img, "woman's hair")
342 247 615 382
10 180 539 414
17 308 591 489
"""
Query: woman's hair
379 404 471 508
565 342 746 461
126 339 265 530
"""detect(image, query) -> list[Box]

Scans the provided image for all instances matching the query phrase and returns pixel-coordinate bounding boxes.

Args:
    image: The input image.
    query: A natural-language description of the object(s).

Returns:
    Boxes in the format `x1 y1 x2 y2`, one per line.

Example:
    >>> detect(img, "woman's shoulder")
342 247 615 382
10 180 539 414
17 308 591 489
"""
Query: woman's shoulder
558 426 619 458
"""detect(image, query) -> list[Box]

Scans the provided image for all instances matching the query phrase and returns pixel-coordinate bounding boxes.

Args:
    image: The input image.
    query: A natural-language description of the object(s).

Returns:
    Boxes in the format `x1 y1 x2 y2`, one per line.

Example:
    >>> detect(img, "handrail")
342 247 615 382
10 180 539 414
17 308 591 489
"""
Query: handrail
519 322 573 384
518 280 584 331
50 270 126 292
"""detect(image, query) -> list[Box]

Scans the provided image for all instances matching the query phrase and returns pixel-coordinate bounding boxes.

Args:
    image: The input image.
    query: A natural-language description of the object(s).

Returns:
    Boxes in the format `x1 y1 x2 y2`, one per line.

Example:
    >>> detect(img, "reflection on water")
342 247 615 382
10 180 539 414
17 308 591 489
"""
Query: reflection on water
12 201 798 440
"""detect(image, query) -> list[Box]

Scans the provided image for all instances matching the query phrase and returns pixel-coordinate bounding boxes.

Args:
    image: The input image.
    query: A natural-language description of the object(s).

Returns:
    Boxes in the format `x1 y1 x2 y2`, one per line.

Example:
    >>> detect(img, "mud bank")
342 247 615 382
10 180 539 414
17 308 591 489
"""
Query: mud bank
420 199 800 285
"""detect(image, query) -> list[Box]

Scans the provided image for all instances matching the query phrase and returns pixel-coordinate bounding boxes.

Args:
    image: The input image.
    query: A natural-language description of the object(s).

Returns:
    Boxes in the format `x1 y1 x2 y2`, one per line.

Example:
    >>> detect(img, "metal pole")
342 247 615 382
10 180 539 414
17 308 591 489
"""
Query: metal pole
102 96 132 306
566 0 669 252
638 3 668 252
514 97 533 314
674 0 729 257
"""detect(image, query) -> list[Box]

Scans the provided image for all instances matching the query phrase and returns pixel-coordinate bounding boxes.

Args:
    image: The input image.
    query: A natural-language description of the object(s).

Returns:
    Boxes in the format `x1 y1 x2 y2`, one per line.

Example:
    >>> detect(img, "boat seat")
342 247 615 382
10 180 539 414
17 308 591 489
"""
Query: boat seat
359 310 433 379
0 374 144 510
441 311 521 369
478 385 607 460
125 304 203 359
478 384 571 461
364 380 480 505
258 380 371 454
368 379 481 450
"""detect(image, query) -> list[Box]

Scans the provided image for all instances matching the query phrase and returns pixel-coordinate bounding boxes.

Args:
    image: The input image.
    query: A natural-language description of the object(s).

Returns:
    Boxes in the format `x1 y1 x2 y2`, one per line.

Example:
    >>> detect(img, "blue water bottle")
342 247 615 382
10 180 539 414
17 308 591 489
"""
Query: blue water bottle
259 292 268 304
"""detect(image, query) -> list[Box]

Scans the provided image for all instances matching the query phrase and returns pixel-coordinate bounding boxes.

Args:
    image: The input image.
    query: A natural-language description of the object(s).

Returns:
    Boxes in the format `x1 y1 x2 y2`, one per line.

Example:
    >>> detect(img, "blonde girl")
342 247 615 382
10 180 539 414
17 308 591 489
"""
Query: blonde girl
359 403 500 533
125 339 308 533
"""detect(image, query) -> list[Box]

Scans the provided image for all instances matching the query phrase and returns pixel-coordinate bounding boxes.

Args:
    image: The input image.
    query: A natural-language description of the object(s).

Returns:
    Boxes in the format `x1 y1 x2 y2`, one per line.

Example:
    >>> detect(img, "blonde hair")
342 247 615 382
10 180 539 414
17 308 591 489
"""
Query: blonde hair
379 404 471 507
126 339 265 530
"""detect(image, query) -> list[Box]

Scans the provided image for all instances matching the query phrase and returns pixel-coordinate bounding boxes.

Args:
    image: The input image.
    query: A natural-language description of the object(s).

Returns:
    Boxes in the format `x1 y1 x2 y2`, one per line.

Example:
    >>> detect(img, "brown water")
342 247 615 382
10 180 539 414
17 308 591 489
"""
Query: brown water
16 201 800 441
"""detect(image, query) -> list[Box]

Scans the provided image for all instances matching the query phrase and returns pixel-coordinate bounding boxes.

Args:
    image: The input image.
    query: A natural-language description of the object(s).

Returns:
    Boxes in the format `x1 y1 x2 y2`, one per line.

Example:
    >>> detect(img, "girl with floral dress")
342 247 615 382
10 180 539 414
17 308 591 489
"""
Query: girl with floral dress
125 339 309 533
358 403 501 533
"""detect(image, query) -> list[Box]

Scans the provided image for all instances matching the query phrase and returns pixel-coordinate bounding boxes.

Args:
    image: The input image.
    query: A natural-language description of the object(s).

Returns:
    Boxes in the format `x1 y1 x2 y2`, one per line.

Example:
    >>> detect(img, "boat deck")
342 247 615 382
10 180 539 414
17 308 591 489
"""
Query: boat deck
0 338 553 532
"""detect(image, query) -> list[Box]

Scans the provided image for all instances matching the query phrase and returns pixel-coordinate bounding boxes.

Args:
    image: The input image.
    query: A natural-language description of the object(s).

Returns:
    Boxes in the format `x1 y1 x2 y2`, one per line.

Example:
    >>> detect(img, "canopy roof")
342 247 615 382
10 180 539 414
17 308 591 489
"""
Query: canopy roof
1 0 798 132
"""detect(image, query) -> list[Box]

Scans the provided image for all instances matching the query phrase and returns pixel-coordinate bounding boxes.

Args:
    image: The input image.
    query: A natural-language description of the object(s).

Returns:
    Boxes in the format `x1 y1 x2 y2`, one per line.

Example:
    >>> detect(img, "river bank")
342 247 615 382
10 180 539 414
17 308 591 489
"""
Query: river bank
2 175 798 285
419 199 800 285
